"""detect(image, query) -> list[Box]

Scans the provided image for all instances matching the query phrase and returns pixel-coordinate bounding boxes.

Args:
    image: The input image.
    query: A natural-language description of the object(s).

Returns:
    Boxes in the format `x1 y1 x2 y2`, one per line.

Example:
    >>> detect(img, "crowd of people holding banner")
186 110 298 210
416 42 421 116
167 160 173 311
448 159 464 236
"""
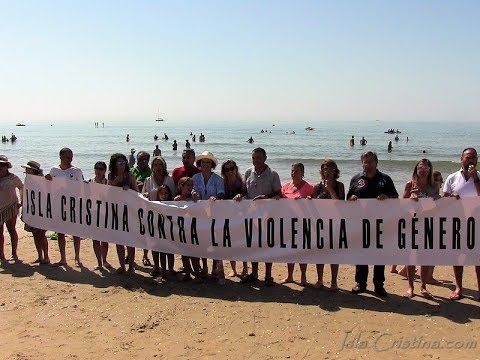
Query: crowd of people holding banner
1 146 479 301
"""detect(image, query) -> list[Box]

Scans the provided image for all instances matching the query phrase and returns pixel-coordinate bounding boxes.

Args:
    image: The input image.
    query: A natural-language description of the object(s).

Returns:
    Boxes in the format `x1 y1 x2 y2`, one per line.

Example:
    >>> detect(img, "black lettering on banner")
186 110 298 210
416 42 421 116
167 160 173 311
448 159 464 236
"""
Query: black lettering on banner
398 219 406 249
104 202 109 229
316 219 323 249
411 214 418 250
191 218 198 245
61 195 67 221
452 217 461 249
122 205 129 232
69 196 76 223
138 209 145 235
38 191 43 218
245 218 253 247
46 193 52 218
29 190 35 215
86 199 92 225
210 219 217 246
96 200 102 227
303 219 311 249
362 219 370 248
157 214 166 239
223 219 231 247
111 203 119 230
178 216 186 243
167 216 174 241
328 219 333 249
424 217 434 249
267 218 275 248
257 218 262 248
375 219 383 249
439 217 447 249
291 218 298 249
467 217 475 249
148 210 155 237
25 189 29 214
279 218 285 248
79 197 83 225
339 219 348 248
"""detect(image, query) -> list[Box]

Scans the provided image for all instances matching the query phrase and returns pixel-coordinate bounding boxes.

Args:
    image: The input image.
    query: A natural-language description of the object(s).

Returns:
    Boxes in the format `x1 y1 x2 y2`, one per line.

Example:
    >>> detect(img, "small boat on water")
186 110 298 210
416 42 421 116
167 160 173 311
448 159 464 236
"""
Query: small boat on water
16 123 26 127
305 127 314 131
155 108 164 122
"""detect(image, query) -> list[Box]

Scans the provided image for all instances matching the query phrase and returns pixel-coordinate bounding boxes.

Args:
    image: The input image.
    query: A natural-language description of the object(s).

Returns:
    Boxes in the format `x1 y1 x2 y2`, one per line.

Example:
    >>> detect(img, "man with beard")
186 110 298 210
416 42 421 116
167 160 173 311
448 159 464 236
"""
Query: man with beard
172 148 201 186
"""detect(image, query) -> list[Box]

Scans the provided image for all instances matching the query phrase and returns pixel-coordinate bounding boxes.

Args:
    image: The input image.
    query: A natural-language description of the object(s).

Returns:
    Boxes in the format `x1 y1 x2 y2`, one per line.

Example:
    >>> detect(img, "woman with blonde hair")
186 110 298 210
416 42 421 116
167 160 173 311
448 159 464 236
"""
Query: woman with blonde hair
403 158 439 299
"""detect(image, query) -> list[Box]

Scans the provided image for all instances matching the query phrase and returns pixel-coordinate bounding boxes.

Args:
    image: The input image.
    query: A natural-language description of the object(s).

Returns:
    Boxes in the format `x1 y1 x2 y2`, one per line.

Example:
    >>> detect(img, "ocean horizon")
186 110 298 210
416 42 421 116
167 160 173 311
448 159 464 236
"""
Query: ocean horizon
2 120 478 192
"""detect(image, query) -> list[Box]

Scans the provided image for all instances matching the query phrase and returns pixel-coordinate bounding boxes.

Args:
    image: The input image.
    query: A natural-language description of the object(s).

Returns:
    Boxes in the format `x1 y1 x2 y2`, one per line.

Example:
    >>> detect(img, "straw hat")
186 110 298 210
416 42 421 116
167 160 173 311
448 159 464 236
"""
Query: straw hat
0 155 12 168
21 160 42 172
195 151 218 167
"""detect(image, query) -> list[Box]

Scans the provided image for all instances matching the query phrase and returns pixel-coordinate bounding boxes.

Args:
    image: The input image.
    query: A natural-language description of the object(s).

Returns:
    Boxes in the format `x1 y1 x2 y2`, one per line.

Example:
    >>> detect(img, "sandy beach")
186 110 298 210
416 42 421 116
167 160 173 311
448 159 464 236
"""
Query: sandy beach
1 221 479 360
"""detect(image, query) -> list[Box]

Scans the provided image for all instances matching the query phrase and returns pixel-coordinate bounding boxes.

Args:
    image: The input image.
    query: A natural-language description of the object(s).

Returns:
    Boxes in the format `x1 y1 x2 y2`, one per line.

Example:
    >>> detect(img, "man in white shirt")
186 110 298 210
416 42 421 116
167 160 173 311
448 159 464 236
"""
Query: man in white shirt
46 148 84 267
443 147 480 300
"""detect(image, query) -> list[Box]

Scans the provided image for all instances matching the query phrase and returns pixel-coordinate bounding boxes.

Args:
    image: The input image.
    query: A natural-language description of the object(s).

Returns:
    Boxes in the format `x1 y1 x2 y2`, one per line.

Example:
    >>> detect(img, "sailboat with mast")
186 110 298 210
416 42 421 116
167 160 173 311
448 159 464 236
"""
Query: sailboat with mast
156 108 164 122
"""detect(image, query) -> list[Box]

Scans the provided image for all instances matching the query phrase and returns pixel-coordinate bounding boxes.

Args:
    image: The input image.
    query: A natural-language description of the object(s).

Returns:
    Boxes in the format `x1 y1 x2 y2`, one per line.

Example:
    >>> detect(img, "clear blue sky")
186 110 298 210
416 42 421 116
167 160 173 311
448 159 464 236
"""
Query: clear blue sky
1 0 479 123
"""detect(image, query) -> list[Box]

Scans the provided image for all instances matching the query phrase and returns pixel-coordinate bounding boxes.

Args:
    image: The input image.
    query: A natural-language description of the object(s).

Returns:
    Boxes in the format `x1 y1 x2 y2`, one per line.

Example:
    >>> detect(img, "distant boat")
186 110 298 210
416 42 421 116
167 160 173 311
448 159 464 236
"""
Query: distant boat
16 123 26 127
305 127 314 131
155 108 164 122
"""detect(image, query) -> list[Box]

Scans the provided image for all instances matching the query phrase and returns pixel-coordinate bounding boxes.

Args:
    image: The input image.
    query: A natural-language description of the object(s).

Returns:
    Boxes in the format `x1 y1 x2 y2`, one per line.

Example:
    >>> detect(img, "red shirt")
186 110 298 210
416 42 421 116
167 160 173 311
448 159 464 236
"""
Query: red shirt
172 165 201 185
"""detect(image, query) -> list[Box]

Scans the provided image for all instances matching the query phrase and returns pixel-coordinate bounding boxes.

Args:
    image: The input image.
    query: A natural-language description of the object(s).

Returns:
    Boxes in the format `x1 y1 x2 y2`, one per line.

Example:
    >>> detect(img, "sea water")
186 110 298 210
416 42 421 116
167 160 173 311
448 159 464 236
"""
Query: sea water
1 120 478 192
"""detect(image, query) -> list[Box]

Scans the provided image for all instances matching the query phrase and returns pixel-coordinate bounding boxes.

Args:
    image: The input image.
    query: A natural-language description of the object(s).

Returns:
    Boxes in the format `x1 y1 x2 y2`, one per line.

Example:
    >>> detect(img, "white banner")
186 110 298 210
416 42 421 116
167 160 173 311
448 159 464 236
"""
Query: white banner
22 175 480 265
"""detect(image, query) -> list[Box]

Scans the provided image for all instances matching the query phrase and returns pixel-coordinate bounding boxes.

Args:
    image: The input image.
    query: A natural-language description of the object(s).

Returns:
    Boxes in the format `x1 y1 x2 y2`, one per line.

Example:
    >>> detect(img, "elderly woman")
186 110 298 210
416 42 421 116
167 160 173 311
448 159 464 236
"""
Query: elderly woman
311 159 345 289
221 159 248 277
141 155 176 267
0 155 23 263
192 151 225 282
403 158 439 299
107 153 139 274
22 160 49 264
280 163 314 285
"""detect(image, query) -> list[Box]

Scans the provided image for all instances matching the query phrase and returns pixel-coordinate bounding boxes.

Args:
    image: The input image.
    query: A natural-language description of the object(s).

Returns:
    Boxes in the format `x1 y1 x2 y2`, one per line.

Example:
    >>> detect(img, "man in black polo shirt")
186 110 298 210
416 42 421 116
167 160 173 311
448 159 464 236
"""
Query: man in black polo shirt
347 151 398 297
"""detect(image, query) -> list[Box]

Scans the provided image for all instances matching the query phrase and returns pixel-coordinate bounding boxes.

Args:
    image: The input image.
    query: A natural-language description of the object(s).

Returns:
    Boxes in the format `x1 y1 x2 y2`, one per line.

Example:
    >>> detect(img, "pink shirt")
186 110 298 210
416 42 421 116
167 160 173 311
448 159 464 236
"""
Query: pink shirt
281 180 314 199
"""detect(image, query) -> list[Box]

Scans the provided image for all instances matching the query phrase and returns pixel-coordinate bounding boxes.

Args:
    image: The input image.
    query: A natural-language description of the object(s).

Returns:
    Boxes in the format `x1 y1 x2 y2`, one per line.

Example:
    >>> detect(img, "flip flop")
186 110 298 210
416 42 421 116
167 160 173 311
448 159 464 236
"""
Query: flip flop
403 291 414 299
449 292 463 301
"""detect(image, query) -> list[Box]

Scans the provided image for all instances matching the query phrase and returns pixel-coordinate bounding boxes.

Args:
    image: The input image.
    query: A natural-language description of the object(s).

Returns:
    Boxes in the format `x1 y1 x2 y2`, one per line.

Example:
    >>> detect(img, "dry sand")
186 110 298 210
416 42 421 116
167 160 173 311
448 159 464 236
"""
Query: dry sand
1 222 479 359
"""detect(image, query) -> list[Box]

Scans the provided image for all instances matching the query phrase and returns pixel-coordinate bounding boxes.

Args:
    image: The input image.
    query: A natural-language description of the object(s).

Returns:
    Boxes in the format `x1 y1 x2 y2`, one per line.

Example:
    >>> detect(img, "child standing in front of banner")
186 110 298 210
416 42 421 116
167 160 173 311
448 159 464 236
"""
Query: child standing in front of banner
174 177 201 281
89 161 113 271
150 184 175 279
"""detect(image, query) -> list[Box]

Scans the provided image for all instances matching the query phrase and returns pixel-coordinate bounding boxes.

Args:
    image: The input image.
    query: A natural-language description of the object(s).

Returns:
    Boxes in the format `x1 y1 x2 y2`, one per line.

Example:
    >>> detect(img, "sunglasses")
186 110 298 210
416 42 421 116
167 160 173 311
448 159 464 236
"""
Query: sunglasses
116 160 127 165
224 166 236 172
0 163 8 168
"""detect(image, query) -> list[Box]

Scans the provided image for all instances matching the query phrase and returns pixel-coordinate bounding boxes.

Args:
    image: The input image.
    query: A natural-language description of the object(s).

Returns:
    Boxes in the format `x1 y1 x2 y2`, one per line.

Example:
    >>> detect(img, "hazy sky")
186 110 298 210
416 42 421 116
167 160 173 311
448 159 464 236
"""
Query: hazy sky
1 1 479 123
